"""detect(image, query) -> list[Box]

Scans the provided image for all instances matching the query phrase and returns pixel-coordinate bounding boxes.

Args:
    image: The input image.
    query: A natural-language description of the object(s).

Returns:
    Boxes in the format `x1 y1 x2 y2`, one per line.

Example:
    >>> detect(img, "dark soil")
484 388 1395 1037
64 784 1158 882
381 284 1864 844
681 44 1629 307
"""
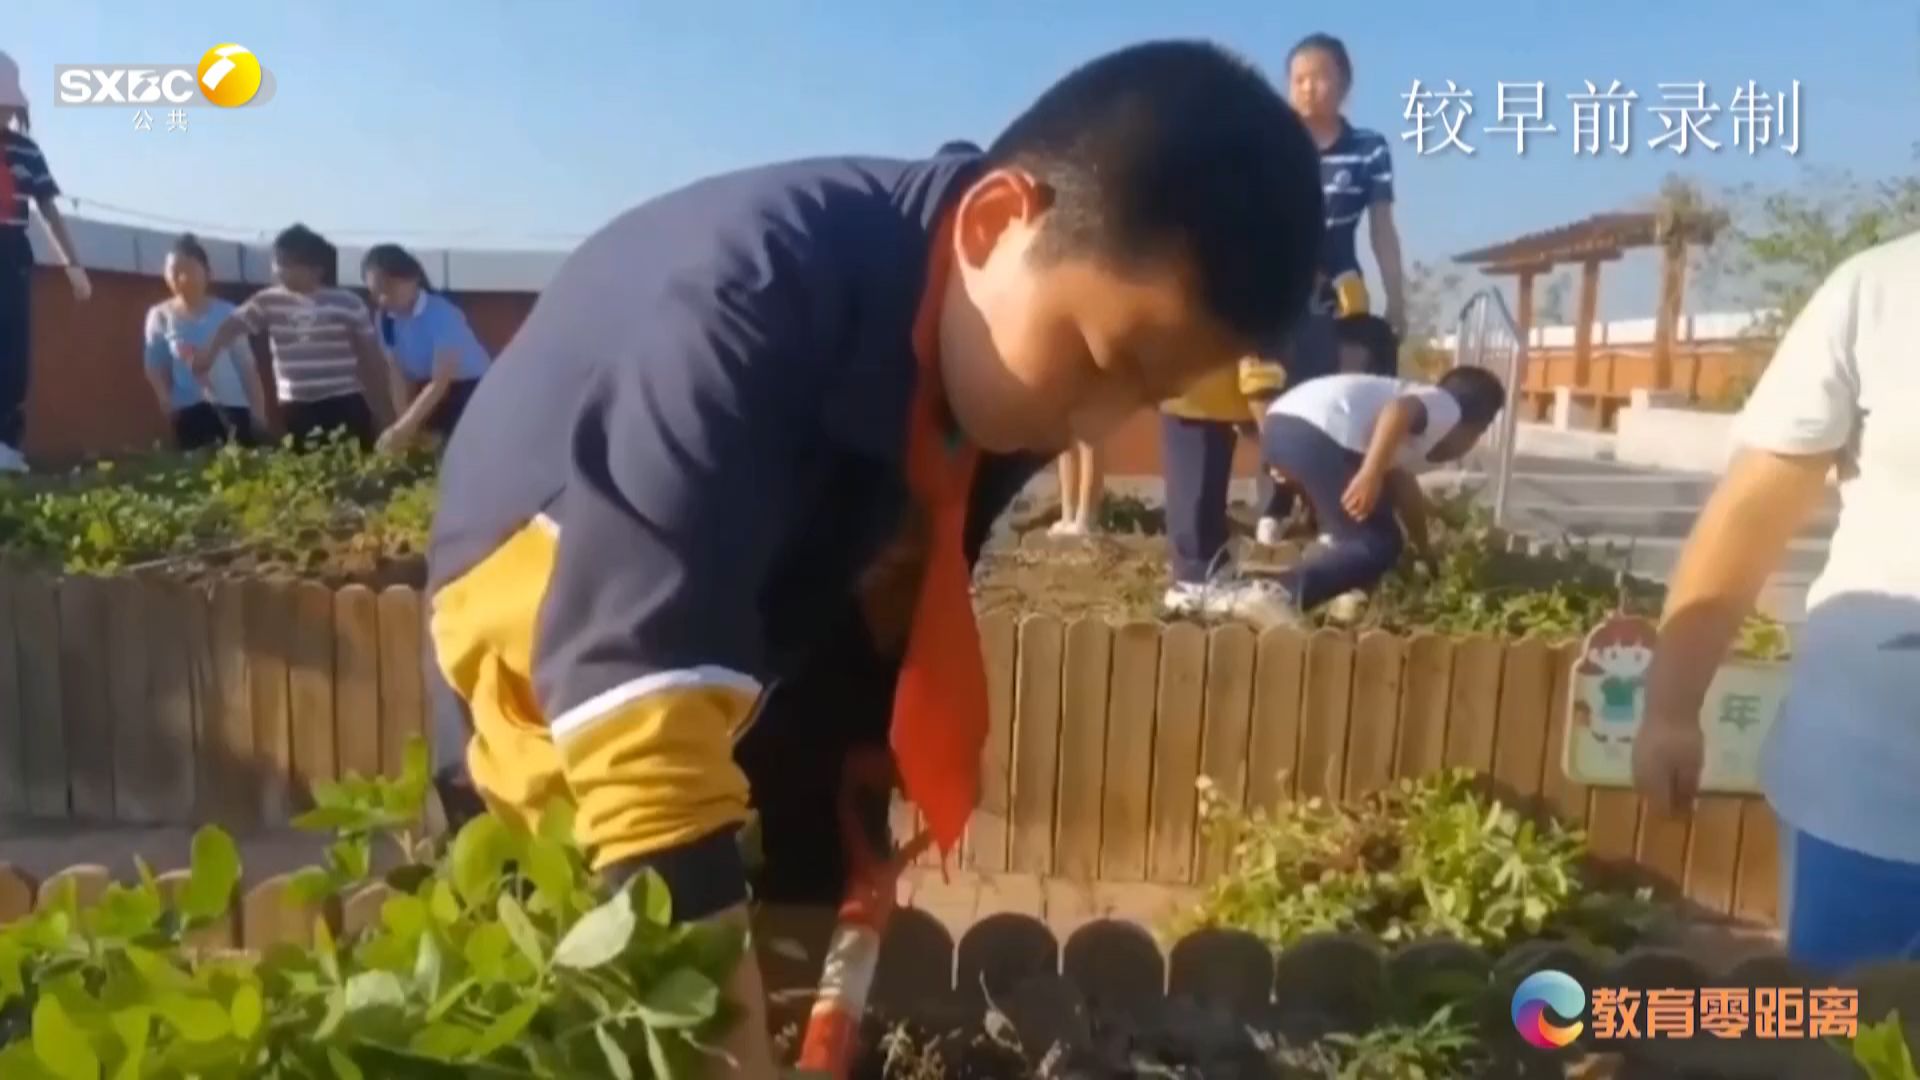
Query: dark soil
974 493 1303 625
975 534 1180 624
973 531 1306 625
145 546 431 591
842 991 1492 1080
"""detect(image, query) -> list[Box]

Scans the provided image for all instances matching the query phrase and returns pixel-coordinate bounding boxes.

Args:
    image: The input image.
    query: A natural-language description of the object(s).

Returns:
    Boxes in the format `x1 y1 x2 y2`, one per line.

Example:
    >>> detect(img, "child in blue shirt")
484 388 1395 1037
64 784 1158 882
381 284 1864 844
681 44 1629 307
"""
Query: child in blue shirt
361 243 490 452
141 233 270 450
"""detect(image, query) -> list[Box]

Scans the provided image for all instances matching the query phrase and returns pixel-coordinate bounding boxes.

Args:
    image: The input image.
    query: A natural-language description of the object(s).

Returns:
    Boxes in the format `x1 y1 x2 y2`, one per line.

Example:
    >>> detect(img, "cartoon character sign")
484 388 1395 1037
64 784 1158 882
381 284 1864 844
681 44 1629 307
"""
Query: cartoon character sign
1562 614 1786 793
1574 616 1658 745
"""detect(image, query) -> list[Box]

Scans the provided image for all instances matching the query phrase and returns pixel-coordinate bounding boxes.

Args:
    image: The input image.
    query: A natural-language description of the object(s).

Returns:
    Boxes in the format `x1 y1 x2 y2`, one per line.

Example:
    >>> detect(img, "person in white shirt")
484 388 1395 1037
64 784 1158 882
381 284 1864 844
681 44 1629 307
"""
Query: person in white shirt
1634 231 1920 972
1224 368 1504 627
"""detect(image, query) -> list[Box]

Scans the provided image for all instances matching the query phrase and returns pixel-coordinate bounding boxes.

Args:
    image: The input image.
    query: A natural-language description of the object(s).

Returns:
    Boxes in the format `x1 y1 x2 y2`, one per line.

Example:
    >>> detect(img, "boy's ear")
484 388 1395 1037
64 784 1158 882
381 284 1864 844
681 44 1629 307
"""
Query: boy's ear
955 168 1052 268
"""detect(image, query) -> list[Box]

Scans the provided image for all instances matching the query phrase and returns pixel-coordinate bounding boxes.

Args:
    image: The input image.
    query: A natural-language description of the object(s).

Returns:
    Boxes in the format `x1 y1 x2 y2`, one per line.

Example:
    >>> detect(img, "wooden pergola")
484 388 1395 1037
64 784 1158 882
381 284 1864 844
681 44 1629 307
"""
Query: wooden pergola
1454 209 1723 394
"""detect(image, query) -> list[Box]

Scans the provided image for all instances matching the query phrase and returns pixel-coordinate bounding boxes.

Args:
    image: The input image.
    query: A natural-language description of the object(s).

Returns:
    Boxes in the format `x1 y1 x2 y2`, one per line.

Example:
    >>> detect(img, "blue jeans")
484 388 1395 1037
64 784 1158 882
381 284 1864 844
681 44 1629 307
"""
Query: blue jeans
1253 315 1344 523
1782 826 1920 972
1160 415 1286 584
0 236 31 448
1261 414 1403 610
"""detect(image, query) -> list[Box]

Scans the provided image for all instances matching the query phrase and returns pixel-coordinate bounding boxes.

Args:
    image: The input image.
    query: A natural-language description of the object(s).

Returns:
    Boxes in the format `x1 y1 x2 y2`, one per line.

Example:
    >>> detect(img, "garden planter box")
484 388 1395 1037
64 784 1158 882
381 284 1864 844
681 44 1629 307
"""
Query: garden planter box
0 566 1781 926
0 861 1909 1079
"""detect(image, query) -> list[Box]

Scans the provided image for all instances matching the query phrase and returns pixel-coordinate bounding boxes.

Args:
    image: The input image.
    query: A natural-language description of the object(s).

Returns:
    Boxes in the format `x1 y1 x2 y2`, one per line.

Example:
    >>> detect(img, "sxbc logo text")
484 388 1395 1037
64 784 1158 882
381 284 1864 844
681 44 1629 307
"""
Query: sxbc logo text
54 45 274 109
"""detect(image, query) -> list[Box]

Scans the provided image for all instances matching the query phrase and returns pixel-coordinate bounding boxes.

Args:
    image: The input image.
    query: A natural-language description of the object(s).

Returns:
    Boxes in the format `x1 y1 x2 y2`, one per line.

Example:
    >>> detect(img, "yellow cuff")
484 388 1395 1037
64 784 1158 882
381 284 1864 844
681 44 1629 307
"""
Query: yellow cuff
554 683 756 869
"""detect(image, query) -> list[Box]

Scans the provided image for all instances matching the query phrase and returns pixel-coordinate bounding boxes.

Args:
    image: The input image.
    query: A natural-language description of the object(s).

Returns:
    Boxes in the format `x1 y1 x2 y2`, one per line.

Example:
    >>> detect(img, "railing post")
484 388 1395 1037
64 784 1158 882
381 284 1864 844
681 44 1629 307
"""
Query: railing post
1450 289 1527 529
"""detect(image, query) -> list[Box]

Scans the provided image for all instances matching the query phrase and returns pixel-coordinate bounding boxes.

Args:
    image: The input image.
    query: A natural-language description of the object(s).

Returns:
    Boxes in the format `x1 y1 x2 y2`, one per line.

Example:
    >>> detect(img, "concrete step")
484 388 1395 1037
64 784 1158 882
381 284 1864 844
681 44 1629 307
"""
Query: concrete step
1504 504 1837 544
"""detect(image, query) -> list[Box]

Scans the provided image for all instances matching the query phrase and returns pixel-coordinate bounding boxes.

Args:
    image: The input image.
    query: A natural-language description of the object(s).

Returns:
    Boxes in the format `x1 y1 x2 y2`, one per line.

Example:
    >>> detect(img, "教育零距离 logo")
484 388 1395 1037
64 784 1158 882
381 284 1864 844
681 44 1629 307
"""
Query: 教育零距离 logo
1512 970 1586 1049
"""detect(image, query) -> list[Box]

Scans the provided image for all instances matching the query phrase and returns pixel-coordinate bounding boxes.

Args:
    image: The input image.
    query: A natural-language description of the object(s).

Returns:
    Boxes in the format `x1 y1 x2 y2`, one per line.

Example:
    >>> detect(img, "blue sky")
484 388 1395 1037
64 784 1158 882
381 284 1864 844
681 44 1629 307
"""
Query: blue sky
11 0 1918 317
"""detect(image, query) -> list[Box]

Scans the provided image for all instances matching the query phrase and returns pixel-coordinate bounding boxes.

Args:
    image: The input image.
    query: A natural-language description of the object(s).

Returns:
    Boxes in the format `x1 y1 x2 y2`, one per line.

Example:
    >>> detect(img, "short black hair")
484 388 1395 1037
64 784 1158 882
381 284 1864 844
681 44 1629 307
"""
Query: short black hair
1438 365 1507 427
1335 314 1398 376
361 242 434 290
271 223 333 272
986 40 1322 352
937 139 982 155
170 232 210 270
1290 33 1353 87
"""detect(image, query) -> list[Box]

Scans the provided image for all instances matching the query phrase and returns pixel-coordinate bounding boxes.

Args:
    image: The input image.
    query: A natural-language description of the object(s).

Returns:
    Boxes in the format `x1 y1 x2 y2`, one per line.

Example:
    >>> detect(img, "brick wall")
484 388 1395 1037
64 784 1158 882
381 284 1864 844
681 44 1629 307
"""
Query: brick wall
20 261 1225 479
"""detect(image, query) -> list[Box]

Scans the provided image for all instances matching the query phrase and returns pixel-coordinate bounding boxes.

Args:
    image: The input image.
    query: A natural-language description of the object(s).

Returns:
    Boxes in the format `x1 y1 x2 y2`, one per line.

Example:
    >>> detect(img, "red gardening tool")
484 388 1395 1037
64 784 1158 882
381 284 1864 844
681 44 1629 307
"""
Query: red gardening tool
793 747 933 1077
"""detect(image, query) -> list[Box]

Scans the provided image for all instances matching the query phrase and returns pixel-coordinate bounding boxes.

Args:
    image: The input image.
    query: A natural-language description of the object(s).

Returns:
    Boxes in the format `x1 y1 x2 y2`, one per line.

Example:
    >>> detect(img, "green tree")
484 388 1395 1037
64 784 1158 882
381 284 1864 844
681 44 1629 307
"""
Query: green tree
1399 259 1471 377
1710 157 1920 336
1535 270 1573 326
1402 259 1469 340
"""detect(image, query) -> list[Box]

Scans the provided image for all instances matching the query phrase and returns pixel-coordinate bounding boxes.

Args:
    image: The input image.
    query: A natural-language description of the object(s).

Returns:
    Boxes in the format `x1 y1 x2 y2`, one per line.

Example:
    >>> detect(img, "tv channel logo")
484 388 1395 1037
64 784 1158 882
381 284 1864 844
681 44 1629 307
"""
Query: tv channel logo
55 45 275 109
1512 970 1586 1049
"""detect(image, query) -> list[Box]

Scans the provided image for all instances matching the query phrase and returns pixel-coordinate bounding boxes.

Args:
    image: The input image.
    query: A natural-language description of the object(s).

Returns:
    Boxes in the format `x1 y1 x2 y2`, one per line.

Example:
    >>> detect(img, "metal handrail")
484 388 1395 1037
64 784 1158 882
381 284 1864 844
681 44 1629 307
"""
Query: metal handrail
1450 287 1529 527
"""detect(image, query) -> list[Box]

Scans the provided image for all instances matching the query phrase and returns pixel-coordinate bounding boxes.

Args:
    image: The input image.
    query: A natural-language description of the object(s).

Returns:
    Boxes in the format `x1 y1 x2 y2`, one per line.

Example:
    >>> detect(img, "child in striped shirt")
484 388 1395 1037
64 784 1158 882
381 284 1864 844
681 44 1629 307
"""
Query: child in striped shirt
0 50 91 473
185 223 387 448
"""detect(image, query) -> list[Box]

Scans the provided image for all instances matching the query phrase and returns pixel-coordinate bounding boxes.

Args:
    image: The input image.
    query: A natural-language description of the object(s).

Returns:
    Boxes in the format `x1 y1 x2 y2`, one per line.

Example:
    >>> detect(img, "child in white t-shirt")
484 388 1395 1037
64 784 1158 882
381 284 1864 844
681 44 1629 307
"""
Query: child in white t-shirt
1634 231 1920 972
1219 368 1504 626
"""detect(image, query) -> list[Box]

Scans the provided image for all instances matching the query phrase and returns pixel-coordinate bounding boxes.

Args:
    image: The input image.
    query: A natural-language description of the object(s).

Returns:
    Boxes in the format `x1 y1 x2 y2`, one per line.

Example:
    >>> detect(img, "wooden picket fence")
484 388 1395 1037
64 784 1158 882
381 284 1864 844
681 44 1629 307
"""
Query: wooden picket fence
0 569 1781 923
0 571 428 830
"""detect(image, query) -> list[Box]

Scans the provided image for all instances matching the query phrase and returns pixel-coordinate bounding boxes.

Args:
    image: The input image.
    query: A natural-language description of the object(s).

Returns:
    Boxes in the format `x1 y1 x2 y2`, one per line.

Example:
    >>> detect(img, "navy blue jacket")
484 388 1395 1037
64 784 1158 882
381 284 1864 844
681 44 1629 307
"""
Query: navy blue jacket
427 155 1045 914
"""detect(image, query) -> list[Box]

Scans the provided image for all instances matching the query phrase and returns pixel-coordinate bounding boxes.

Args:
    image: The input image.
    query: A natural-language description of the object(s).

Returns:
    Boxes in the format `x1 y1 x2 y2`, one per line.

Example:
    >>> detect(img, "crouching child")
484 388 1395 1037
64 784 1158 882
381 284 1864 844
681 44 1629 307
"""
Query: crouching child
1254 367 1505 618
423 40 1324 1075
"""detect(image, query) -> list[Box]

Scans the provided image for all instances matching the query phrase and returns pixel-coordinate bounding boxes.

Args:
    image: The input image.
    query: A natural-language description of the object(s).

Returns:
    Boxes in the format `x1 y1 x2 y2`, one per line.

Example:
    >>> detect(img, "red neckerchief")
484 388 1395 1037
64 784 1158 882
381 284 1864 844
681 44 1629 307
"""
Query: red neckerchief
889 211 986 855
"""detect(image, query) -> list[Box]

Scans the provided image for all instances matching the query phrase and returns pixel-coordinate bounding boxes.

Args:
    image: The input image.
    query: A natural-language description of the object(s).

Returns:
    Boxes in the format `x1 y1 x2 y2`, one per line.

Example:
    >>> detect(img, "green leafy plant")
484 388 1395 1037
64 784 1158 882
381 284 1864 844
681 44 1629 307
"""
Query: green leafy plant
1309 1005 1482 1079
7 441 1798 663
0 737 746 1077
0 435 435 577
1357 492 1790 660
1180 769 1658 954
1093 493 1163 536
1842 1012 1919 1080
281 741 437 907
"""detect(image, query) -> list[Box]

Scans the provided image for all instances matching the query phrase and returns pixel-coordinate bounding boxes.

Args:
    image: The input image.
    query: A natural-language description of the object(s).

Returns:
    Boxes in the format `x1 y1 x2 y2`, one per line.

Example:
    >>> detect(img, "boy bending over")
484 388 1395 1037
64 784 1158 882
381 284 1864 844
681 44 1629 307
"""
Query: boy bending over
425 41 1322 1074
1253 367 1505 619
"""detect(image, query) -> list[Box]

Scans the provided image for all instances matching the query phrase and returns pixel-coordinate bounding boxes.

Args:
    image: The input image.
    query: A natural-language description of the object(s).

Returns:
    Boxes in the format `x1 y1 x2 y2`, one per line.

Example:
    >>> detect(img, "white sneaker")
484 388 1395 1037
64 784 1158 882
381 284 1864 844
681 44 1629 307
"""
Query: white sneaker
1209 577 1303 630
0 444 26 474
1163 581 1208 616
1048 517 1088 538
1162 577 1302 629
1255 516 1283 546
1325 590 1367 624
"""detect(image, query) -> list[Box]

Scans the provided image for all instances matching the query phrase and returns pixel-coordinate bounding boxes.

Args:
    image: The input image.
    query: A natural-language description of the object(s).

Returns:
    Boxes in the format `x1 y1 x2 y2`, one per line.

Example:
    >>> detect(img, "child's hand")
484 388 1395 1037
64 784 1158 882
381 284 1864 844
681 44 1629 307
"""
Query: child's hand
375 423 413 455
1414 546 1442 577
65 266 92 302
1341 467 1385 521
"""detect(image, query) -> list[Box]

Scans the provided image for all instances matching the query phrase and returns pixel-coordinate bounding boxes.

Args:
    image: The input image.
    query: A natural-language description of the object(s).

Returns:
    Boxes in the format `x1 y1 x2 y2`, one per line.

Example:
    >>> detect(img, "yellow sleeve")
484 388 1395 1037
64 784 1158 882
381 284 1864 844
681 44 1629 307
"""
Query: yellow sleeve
1239 356 1287 399
1332 272 1372 318
553 685 757 871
